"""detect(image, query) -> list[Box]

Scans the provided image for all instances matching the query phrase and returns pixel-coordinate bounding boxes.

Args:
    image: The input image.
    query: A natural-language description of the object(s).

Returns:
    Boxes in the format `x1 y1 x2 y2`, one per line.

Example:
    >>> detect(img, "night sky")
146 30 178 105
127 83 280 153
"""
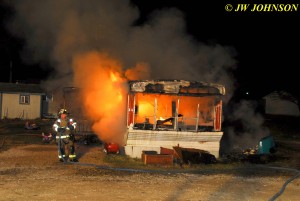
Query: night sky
1 0 300 101
132 1 300 100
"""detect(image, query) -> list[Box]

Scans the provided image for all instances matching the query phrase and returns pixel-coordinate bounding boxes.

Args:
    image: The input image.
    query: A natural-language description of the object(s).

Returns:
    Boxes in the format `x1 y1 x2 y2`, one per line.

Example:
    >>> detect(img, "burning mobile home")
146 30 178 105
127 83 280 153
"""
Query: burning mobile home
124 80 225 159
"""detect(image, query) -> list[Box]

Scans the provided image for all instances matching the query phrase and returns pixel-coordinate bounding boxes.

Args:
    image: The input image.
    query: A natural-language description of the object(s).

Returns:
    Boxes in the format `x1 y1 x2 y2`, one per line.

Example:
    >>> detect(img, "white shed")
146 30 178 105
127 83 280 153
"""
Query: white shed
0 82 46 119
263 91 299 116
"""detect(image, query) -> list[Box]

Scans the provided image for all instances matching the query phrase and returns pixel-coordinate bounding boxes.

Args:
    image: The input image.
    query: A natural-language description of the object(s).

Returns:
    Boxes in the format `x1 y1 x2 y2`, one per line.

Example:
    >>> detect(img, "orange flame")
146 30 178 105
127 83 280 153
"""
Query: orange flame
110 72 118 82
134 93 215 126
72 51 128 145
72 51 151 145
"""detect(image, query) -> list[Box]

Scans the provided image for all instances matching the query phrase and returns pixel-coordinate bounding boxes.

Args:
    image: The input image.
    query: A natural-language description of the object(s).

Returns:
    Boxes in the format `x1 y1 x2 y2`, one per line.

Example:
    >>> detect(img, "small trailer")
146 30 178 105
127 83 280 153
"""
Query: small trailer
123 79 226 159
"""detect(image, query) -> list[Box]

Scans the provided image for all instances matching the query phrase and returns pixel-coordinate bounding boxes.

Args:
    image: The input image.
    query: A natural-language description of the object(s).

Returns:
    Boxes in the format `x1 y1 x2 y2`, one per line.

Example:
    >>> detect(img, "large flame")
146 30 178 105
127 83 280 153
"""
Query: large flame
72 51 128 145
72 51 151 145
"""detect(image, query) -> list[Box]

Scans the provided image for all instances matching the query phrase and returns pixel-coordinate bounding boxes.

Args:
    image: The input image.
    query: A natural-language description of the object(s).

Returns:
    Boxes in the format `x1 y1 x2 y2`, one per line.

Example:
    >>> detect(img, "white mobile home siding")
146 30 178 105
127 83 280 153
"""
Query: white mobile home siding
1 93 42 119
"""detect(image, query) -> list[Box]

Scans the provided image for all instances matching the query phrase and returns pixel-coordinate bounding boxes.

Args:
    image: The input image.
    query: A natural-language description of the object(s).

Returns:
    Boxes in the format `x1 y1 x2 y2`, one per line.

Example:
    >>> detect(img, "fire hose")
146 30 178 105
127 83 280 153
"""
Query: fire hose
265 165 300 201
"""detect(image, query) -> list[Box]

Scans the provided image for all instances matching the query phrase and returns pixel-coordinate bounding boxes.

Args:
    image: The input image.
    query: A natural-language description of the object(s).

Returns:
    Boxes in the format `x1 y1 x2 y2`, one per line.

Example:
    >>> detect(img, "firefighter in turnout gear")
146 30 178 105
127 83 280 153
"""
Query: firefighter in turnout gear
53 109 78 162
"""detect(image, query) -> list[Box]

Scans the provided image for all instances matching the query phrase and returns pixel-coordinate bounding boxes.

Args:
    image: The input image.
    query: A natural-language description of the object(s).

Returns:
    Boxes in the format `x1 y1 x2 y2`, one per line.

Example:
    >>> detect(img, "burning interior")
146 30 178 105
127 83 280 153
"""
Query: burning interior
124 80 226 159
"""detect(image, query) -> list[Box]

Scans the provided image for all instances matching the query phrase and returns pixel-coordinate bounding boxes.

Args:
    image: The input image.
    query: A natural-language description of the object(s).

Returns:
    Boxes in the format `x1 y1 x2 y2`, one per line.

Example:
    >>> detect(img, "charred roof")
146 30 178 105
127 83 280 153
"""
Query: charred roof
129 80 225 96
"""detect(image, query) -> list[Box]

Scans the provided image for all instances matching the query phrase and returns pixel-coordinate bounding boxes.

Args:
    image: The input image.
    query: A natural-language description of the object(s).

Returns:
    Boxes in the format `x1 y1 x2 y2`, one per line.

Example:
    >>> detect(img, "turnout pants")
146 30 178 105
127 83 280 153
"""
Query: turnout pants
56 134 77 161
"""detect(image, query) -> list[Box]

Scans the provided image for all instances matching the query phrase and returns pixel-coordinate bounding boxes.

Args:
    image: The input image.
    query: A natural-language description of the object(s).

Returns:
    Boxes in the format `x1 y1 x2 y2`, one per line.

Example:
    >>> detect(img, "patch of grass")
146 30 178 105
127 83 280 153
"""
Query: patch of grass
101 153 250 173
103 154 146 169
103 154 185 171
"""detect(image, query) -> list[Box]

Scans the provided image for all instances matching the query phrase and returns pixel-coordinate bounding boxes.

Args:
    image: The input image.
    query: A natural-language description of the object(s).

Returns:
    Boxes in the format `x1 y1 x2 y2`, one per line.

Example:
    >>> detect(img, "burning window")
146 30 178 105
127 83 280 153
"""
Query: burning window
127 80 224 132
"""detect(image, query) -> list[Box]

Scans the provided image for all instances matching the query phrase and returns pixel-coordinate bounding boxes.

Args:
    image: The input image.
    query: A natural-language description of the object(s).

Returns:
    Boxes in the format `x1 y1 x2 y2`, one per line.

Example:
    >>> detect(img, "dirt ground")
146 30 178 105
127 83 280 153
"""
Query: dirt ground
0 120 300 201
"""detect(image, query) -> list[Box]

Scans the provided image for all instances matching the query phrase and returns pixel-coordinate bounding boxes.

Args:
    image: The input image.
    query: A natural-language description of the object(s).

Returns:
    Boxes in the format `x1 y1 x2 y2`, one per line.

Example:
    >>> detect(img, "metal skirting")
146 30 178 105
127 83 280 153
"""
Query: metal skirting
124 130 223 159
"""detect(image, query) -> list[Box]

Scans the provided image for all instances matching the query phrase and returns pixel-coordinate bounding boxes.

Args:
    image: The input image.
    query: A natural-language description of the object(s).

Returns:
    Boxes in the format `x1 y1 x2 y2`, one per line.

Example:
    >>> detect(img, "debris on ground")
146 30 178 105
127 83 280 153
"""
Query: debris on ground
103 142 120 154
173 146 217 165
24 121 40 130
42 132 53 143
140 146 217 166
222 135 278 164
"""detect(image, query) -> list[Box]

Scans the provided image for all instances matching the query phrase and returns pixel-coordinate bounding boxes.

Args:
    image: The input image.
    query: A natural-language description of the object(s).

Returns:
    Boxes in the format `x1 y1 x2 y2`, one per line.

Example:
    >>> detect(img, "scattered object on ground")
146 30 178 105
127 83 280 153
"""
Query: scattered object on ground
224 135 278 164
157 146 217 165
247 135 277 163
25 121 40 130
103 142 119 154
173 146 217 165
141 150 174 165
257 135 277 154
42 132 53 143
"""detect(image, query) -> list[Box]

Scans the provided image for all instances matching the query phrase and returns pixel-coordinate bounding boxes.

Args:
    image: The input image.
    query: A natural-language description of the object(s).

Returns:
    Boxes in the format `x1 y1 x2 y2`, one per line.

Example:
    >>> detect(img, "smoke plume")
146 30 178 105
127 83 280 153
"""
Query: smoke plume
5 0 259 146
220 100 270 154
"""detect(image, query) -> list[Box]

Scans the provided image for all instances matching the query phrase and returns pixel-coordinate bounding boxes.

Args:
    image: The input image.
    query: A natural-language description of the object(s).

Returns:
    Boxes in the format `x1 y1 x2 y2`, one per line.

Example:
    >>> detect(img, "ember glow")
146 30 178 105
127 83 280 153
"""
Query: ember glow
72 51 128 145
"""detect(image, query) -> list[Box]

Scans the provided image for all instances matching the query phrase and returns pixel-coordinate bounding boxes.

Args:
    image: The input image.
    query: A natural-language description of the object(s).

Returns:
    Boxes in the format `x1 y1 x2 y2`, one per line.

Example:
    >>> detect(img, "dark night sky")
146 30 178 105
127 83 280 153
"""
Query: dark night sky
1 0 300 101
0 3 50 83
130 1 300 101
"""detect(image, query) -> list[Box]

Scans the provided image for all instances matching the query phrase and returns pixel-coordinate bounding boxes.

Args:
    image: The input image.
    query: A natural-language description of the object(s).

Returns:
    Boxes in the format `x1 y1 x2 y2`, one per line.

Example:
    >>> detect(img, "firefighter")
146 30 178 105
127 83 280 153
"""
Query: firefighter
53 109 78 162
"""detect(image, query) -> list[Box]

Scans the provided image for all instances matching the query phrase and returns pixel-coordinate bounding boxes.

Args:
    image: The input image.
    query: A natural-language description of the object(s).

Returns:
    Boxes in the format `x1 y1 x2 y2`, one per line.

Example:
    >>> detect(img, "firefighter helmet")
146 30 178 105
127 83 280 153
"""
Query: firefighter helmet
58 109 68 116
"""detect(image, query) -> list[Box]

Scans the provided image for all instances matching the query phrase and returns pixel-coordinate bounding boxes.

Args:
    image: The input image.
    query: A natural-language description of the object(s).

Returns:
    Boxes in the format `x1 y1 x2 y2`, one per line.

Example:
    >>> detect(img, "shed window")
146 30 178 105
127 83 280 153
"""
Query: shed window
20 95 30 104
